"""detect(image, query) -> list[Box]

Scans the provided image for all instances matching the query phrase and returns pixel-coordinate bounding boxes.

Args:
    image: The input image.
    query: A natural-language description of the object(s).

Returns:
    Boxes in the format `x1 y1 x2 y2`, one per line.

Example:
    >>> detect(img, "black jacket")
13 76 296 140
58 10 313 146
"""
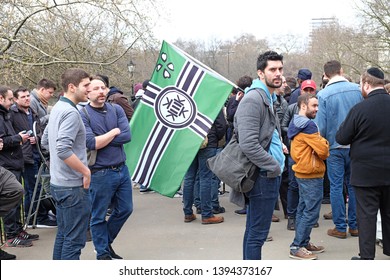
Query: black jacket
206 110 227 148
336 89 390 187
9 104 41 164
0 105 24 171
281 103 299 148
226 96 239 123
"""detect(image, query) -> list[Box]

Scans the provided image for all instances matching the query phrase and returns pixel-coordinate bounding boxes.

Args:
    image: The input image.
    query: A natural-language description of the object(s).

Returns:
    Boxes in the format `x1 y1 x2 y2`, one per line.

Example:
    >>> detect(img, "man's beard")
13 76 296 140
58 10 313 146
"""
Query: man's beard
265 78 282 89
306 110 316 119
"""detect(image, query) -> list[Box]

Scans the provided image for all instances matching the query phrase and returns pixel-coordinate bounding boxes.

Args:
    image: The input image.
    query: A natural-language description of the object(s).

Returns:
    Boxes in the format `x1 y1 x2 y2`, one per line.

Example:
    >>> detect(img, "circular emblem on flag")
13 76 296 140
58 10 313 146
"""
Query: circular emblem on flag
154 86 197 129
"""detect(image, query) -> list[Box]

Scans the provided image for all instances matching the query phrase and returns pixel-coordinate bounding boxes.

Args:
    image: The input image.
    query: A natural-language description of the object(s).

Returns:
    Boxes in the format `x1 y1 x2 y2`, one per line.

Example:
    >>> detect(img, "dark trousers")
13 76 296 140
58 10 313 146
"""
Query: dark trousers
278 168 289 217
0 167 23 217
3 170 24 239
353 185 390 259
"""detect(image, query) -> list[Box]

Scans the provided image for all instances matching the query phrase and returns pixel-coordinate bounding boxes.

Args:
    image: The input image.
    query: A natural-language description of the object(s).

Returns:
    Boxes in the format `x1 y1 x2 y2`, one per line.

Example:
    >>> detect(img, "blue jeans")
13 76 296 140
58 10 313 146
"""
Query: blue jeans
89 164 133 259
327 149 357 232
193 170 200 209
50 184 91 260
243 173 280 260
287 156 299 218
194 158 221 210
183 147 217 218
290 178 323 253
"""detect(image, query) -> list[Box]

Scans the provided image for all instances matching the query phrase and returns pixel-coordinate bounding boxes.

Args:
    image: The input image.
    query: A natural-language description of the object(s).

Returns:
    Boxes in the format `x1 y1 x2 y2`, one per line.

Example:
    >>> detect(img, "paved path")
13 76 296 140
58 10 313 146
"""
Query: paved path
4 187 389 260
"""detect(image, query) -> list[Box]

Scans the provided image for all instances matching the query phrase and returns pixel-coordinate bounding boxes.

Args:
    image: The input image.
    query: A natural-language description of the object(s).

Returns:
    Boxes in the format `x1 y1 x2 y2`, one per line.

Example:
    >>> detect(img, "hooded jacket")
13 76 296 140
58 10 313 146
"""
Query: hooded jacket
288 114 329 178
106 86 134 121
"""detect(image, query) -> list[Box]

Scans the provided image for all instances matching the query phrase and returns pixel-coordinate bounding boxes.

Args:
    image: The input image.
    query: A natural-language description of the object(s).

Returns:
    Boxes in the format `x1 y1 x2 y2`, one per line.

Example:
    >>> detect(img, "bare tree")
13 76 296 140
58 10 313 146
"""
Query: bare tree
0 0 158 90
354 0 390 73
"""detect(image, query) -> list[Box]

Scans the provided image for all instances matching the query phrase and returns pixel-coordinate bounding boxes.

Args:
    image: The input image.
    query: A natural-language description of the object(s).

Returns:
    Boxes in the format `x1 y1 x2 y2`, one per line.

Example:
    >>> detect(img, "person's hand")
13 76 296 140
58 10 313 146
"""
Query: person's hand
282 143 289 154
236 91 244 101
19 131 30 143
83 169 91 190
111 128 121 136
29 136 37 145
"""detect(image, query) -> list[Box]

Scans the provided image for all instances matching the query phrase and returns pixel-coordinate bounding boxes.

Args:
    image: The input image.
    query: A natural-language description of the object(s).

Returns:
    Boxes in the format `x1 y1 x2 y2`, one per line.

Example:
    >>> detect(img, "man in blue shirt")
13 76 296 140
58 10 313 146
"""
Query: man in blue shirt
80 76 133 260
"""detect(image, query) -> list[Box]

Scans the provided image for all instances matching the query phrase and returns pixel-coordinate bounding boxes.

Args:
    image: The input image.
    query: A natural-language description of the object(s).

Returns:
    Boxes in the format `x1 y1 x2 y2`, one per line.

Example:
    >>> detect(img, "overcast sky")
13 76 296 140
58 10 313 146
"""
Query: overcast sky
153 0 359 42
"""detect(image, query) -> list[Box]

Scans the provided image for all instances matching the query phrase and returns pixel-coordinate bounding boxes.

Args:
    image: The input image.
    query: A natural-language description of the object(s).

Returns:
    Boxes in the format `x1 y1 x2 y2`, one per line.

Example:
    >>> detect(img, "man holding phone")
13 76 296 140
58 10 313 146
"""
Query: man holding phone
0 85 38 248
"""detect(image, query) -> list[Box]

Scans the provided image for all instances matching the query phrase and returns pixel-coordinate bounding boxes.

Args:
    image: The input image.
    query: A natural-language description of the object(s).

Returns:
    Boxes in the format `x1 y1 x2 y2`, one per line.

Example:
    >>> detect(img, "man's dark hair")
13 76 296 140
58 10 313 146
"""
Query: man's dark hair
13 86 29 98
142 79 149 89
91 75 109 87
61 68 90 92
237 75 253 91
37 78 57 91
0 85 12 98
297 93 317 110
96 74 109 88
286 76 297 89
323 60 341 78
257 51 283 71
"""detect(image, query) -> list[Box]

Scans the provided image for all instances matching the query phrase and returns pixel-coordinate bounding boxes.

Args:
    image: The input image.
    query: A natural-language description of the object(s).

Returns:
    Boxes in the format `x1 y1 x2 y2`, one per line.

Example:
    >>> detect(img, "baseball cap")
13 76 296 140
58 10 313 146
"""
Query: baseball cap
301 80 317 91
297 68 312 80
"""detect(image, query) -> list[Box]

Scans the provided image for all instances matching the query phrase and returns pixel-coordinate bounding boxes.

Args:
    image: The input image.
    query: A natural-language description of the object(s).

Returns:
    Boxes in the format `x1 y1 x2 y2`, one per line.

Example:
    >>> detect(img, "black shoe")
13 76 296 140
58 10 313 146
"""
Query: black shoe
234 208 247 216
36 218 57 228
18 230 40 241
0 248 16 260
313 222 319 228
351 255 374 260
213 206 225 214
109 244 123 259
287 218 295 231
97 254 112 260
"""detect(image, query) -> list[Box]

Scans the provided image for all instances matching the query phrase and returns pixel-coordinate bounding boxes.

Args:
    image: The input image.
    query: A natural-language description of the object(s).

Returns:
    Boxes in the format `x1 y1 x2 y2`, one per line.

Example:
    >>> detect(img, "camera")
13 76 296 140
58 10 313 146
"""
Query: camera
21 130 34 136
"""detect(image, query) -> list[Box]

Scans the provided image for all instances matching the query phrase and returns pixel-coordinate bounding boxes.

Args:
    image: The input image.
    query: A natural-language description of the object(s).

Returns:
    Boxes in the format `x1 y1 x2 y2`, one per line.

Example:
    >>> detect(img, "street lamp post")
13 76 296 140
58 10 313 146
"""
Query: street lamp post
127 60 136 97
226 49 235 77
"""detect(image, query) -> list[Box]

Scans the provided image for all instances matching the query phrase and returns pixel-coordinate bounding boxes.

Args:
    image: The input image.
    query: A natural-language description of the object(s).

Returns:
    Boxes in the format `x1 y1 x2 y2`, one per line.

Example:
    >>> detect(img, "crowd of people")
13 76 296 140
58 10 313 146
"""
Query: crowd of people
1 52 389 261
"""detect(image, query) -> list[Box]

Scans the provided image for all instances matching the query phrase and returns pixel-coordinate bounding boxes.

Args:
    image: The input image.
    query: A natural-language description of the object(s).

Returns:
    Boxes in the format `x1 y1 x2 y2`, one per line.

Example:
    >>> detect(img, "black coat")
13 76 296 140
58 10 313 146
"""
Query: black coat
0 105 24 171
9 105 41 164
336 89 390 187
206 110 227 148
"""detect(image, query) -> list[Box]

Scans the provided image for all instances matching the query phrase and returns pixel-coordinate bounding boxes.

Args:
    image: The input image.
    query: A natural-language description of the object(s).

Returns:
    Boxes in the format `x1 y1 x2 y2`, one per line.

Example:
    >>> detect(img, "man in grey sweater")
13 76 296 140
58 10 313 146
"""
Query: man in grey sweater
42 68 91 260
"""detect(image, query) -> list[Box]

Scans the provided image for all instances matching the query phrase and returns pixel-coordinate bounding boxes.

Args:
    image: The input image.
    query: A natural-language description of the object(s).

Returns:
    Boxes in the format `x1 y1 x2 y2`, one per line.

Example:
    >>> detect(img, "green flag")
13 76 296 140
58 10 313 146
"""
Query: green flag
125 41 234 197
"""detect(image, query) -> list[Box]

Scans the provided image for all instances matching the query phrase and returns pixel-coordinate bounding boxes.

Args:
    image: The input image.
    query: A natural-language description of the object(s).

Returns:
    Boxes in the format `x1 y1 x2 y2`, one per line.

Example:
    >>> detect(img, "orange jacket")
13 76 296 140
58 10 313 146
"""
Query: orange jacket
288 115 329 179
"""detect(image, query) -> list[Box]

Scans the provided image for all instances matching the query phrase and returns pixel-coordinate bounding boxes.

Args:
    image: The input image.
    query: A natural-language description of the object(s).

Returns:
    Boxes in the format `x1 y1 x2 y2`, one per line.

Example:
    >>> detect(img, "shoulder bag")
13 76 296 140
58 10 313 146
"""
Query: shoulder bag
206 133 259 193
